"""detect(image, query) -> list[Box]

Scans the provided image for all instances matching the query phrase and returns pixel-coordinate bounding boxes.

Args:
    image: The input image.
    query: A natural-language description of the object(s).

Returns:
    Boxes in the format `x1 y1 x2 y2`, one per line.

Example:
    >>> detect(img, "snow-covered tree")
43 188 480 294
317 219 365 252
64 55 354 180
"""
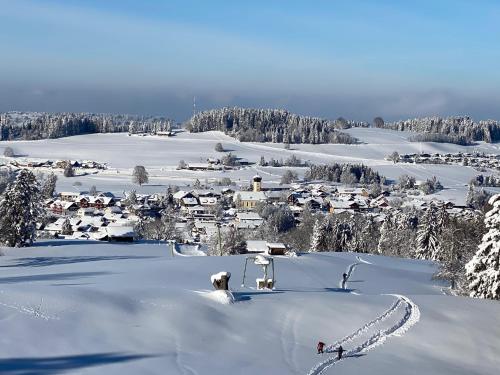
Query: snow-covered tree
377 211 394 254
3 147 14 157
123 190 137 207
89 185 98 196
375 116 500 143
177 160 186 169
41 172 57 198
63 162 75 177
466 183 475 207
209 227 247 256
415 204 441 260
132 166 149 186
186 107 363 144
310 215 332 252
280 170 298 185
61 217 73 235
0 169 43 247
465 194 500 299
0 112 173 141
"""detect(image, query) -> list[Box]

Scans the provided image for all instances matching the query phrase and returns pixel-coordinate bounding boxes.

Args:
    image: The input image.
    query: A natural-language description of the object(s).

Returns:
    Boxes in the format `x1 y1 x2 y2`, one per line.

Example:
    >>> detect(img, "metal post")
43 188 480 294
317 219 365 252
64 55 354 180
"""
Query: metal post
216 222 222 256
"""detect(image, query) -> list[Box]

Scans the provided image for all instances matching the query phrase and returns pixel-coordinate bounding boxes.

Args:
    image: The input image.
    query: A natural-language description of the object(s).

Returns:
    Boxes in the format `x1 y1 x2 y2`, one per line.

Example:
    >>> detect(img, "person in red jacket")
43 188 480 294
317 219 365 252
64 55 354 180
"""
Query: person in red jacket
317 341 326 354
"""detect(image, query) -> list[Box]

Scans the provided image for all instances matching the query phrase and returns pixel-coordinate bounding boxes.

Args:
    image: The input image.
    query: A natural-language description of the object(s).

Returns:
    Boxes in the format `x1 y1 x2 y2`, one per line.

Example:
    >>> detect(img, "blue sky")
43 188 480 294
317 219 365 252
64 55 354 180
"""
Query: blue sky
1 0 500 121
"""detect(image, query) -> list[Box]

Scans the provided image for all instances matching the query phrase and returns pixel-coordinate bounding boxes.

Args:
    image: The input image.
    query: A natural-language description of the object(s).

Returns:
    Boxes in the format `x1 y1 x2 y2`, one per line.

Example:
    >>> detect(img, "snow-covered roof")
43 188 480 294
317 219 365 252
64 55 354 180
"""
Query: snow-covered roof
236 212 262 221
173 190 192 199
105 226 135 237
234 191 267 201
182 197 199 205
199 197 218 205
246 240 268 253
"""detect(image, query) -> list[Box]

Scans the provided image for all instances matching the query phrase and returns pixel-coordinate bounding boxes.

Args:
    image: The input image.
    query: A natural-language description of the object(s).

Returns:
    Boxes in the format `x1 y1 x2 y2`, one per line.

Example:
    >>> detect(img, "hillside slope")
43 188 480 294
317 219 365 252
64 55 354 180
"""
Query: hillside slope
0 241 498 374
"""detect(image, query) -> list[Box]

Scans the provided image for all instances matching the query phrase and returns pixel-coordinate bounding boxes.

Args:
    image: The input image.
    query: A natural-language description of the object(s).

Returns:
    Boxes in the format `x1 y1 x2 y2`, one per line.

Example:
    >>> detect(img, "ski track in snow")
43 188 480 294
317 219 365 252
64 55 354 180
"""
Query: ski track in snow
307 258 420 375
173 335 198 375
281 308 302 374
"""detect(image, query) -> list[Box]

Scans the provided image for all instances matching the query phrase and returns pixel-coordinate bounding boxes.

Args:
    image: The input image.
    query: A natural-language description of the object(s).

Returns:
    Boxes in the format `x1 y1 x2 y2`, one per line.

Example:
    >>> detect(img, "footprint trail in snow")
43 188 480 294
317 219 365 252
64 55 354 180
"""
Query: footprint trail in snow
307 257 420 375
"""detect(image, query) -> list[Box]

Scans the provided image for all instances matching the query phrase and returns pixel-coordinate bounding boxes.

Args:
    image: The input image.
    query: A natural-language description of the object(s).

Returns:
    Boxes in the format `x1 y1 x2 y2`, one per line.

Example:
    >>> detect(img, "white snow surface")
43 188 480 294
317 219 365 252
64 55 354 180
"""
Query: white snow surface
0 241 499 374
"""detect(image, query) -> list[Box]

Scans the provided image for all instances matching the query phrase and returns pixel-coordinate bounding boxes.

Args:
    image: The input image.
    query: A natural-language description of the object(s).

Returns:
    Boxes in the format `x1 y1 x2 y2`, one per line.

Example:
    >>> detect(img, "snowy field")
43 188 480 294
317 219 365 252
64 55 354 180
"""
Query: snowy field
1 128 499 204
0 241 499 374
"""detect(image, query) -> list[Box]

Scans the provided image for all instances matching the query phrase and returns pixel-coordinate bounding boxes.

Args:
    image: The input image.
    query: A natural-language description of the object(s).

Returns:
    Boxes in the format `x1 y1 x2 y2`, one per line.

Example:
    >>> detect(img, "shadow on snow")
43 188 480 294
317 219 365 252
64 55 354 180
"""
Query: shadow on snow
0 352 155 375
0 256 158 268
0 272 111 284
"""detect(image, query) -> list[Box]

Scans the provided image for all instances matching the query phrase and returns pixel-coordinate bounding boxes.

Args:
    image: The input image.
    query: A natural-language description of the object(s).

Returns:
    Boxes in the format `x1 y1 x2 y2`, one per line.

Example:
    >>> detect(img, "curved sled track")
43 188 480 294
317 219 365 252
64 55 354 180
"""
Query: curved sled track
307 260 421 375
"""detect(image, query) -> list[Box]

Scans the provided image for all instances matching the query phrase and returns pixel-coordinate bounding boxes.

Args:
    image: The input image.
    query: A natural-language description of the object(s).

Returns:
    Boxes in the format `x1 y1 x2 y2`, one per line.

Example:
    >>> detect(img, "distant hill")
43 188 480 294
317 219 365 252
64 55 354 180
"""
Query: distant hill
378 116 500 143
0 112 173 141
186 107 367 144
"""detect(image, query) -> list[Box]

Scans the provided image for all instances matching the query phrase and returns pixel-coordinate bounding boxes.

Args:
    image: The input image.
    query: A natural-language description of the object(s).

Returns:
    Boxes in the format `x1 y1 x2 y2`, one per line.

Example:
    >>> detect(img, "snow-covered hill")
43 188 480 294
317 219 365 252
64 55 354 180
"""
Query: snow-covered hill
0 241 498 374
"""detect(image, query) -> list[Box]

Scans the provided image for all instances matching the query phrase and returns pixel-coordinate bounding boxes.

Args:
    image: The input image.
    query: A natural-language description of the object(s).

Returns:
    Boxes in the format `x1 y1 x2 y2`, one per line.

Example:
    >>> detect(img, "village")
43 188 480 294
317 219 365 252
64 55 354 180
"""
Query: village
387 151 500 171
37 172 477 255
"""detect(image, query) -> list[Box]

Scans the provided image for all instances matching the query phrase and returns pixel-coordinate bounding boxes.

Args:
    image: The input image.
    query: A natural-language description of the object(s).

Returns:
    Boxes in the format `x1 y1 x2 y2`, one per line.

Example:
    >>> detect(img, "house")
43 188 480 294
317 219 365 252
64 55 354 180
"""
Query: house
246 240 268 254
234 175 267 210
266 242 287 255
104 226 135 242
236 212 264 229
173 190 196 204
50 200 79 215
246 240 287 255
295 197 323 210
88 196 115 209
181 197 199 207
234 191 267 210
336 187 369 198
199 197 218 206
60 192 80 202
77 207 96 217
328 199 362 213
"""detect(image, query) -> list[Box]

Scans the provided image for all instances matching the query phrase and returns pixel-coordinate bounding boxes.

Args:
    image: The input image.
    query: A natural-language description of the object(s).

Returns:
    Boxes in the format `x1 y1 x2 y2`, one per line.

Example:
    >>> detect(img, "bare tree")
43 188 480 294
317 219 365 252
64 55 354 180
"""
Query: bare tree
3 147 15 157
177 160 186 169
132 165 149 186
280 170 298 185
373 117 385 128
63 162 75 177
89 185 98 196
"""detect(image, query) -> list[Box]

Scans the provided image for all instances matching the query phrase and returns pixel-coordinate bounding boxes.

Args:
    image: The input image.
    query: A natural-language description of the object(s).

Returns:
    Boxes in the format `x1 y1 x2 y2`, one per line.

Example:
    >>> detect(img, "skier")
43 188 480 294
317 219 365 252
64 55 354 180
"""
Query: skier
336 345 344 360
342 273 348 289
317 341 325 354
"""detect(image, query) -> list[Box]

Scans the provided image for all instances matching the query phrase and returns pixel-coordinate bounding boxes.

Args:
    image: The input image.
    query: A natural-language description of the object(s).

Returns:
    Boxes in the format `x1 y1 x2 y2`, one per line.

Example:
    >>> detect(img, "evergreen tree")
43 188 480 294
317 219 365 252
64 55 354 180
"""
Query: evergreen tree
124 190 137 207
310 215 330 252
465 194 500 299
466 183 475 207
415 204 441 260
41 172 57 198
89 185 98 196
377 211 393 254
61 217 73 235
0 170 43 247
64 162 75 177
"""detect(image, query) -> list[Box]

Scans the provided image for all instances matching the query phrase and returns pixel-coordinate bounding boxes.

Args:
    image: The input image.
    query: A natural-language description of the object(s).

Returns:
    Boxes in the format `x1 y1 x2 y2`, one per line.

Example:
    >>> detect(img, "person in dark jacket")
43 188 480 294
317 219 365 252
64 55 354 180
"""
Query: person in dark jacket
342 273 348 289
317 341 325 354
337 345 344 360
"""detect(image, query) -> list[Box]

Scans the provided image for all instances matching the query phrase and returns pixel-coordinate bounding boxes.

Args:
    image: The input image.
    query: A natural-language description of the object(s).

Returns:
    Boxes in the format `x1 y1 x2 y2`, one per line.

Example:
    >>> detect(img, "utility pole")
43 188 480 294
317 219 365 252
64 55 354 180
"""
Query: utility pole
216 222 223 256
